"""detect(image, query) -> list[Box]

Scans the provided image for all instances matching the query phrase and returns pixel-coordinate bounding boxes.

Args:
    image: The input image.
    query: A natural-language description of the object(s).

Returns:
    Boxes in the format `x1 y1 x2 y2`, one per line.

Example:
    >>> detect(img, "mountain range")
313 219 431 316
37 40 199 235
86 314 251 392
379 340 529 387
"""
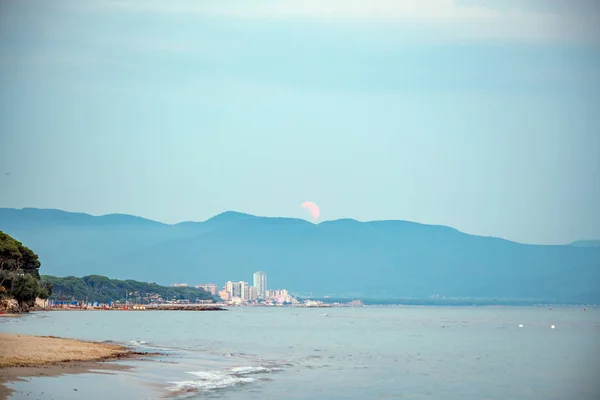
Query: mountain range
1 207 599 302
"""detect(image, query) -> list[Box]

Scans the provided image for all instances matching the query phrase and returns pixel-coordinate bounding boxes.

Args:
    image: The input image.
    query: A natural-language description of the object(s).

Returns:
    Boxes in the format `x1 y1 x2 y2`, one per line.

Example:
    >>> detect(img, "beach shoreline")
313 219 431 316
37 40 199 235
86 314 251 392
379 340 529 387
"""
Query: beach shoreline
0 333 147 399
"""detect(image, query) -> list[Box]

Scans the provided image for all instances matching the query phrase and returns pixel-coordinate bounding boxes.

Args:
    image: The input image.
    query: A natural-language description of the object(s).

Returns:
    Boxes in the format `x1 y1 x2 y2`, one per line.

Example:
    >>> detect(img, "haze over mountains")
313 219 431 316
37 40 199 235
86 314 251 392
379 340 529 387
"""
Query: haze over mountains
1 208 599 302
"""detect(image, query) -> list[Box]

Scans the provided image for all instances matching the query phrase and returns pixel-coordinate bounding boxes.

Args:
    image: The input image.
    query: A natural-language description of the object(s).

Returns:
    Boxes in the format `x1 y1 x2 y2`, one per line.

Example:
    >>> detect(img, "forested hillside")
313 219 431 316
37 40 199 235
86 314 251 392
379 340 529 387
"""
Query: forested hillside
41 275 215 304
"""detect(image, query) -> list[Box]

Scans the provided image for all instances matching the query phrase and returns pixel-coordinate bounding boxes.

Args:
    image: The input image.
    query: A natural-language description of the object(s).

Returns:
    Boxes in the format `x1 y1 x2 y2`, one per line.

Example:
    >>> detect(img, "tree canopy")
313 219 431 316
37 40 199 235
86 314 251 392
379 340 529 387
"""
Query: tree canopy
42 274 215 304
0 231 48 309
0 231 41 277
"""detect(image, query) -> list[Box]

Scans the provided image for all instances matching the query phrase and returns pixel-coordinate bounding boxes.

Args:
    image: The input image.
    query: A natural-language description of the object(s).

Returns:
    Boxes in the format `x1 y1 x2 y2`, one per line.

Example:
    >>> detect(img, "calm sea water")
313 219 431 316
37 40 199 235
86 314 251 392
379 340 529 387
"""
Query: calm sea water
1 307 599 399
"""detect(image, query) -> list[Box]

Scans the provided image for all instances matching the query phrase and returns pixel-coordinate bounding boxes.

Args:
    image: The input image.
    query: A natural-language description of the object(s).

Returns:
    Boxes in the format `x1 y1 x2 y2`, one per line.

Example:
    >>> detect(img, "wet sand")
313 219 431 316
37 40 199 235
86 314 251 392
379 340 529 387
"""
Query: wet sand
0 333 139 399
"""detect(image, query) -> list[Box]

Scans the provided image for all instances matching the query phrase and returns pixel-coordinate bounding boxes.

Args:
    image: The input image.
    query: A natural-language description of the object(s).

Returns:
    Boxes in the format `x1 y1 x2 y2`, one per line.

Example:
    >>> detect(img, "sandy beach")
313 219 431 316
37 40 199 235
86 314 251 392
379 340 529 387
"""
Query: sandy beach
0 333 137 399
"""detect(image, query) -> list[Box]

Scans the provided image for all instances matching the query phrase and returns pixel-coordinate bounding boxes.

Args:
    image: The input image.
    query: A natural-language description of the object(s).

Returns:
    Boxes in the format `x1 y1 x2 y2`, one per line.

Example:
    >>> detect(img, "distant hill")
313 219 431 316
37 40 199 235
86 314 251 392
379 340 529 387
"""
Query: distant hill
570 240 600 248
2 208 599 302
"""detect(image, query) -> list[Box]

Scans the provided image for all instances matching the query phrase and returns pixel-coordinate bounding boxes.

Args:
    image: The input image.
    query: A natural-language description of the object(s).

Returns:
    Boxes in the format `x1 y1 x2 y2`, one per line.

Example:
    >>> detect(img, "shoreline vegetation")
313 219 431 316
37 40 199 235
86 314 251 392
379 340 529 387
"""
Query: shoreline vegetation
0 232 51 313
0 333 146 399
41 274 216 305
45 304 227 311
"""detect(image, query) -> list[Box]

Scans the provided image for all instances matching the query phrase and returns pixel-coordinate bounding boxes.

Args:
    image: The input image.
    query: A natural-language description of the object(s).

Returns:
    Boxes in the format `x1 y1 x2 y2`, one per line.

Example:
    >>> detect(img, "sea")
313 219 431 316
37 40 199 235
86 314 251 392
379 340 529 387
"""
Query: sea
1 306 599 400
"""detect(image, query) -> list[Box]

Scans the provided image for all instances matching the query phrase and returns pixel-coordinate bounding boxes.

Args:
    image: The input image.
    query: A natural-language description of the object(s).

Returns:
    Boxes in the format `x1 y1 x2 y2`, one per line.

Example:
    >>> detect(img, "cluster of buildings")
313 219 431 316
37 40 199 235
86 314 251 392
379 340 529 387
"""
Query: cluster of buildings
218 271 298 305
177 271 298 305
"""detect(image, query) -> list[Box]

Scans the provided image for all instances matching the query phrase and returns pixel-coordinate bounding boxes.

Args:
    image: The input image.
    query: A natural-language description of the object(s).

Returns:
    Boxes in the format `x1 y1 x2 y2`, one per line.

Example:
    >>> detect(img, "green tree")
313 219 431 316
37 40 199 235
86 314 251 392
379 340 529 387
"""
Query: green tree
38 281 53 299
0 232 22 267
0 231 46 311
0 231 41 278
11 274 41 309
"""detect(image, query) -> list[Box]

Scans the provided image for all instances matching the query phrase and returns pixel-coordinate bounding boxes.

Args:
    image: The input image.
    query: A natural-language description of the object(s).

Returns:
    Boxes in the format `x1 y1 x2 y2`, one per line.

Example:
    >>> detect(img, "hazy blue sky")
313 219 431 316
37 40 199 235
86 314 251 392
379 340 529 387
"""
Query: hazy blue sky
1 0 599 245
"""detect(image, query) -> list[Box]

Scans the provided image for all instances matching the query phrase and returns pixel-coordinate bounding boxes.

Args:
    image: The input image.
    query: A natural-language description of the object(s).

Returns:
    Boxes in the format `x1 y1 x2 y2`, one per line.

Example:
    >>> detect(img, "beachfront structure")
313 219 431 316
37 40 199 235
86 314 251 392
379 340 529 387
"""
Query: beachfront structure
253 271 267 299
218 289 231 302
266 289 292 303
267 289 288 298
195 283 218 295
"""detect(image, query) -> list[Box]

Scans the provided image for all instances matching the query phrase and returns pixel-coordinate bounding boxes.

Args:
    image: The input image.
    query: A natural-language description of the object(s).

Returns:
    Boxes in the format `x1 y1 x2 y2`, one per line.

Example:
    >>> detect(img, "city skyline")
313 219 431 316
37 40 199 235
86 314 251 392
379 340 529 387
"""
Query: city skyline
183 271 296 304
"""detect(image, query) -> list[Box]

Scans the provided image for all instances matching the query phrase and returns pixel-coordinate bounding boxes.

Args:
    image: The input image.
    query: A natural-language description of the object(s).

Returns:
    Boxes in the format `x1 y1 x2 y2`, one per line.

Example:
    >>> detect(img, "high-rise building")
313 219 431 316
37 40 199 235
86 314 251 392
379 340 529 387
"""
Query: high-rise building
227 282 242 297
225 281 234 296
239 281 250 301
225 281 250 300
253 271 267 299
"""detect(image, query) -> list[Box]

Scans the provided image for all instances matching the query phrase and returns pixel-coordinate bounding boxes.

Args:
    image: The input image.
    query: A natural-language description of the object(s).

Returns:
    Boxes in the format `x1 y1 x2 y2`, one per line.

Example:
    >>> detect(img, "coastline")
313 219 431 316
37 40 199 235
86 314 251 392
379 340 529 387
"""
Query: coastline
45 304 227 311
0 333 143 399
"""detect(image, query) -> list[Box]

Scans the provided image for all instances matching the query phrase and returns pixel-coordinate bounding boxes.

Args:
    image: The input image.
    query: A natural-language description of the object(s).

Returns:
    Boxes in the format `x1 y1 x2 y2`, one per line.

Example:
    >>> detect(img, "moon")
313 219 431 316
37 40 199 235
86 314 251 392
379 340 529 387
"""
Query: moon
301 201 320 220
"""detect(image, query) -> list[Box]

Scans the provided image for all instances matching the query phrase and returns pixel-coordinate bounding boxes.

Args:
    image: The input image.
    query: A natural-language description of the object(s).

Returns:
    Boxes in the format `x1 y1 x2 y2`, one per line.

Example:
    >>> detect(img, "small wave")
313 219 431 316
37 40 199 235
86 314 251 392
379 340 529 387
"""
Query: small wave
167 366 282 395
220 351 256 359
128 340 149 346
168 371 254 394
229 366 282 375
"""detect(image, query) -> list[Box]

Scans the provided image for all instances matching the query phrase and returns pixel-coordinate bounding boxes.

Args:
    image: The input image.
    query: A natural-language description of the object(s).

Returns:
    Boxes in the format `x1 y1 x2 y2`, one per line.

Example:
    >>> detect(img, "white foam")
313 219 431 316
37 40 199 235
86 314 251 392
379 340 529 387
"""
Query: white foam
128 340 149 346
229 366 282 375
168 377 255 393
167 371 254 394
167 365 283 394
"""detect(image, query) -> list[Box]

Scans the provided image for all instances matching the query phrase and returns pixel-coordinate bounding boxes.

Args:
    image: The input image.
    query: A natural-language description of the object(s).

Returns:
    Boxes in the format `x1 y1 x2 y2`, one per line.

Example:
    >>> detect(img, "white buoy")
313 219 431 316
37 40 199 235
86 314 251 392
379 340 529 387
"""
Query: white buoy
551 325 556 329
518 324 523 328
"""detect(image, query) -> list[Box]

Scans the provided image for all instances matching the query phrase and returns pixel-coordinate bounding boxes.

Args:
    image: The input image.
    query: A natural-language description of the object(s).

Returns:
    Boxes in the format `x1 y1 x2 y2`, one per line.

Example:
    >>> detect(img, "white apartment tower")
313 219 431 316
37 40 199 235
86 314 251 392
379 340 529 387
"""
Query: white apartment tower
253 271 267 299
239 281 250 301
225 281 235 296
225 281 251 301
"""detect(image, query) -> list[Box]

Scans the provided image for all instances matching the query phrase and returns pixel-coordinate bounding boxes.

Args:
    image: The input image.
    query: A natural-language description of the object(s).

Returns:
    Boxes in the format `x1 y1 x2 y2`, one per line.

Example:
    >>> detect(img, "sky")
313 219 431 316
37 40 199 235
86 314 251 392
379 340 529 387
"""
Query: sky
0 0 599 245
